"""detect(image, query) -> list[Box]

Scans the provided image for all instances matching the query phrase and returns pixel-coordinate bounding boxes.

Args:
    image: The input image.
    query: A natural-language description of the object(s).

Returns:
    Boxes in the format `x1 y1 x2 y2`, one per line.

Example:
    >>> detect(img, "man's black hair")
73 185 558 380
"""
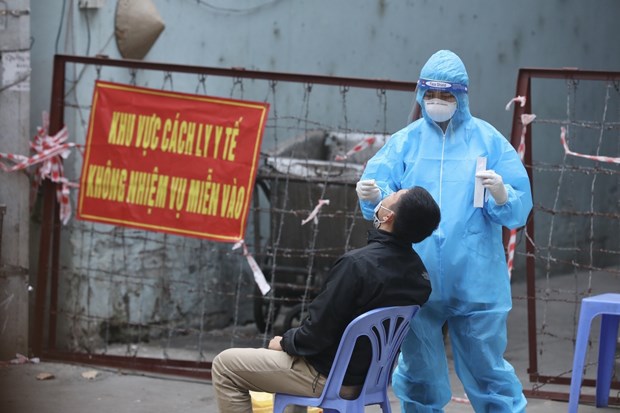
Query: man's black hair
392 186 440 243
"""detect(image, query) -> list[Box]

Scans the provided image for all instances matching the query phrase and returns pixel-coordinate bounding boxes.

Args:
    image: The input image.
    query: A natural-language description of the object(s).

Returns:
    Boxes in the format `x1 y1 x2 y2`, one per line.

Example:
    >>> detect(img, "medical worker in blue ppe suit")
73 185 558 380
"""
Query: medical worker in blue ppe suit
356 50 532 412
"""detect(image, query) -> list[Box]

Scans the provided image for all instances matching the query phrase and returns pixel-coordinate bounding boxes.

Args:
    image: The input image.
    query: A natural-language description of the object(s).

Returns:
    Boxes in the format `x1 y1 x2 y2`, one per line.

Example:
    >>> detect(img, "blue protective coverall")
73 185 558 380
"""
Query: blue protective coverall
359 50 532 412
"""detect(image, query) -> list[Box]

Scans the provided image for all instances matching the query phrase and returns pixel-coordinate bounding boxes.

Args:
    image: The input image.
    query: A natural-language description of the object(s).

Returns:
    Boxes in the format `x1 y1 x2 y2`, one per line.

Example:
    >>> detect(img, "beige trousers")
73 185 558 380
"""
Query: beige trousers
211 347 327 413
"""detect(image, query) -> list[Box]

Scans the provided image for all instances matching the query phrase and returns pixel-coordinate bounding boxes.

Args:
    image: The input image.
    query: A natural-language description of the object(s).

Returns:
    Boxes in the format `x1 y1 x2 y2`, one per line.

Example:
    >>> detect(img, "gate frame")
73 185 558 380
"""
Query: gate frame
508 67 620 403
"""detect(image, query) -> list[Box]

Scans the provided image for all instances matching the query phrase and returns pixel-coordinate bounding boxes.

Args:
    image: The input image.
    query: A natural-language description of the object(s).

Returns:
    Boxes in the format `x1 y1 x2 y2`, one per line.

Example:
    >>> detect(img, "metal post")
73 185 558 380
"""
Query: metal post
0 205 5 261
32 55 66 356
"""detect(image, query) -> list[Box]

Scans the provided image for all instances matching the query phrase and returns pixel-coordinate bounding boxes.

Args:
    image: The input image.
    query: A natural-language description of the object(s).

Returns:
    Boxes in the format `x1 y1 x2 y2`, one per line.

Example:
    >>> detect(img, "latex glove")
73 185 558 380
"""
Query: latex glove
476 170 508 205
356 179 381 203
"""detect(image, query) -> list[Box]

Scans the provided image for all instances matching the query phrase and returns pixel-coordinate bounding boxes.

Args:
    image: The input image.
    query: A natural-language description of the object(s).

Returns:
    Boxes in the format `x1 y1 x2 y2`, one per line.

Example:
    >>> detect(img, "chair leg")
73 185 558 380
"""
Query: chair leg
596 314 619 407
568 308 594 413
379 400 391 413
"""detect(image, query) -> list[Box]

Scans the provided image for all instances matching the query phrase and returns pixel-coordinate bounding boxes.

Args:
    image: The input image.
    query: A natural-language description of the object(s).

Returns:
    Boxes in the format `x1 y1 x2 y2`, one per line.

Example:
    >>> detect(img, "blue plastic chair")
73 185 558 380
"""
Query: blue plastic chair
273 305 420 413
568 293 620 413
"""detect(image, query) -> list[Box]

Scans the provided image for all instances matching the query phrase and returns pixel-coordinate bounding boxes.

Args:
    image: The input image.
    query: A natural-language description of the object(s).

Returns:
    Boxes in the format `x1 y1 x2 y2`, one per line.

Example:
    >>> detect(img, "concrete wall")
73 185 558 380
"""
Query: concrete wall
0 0 30 359
23 0 620 348
30 0 620 142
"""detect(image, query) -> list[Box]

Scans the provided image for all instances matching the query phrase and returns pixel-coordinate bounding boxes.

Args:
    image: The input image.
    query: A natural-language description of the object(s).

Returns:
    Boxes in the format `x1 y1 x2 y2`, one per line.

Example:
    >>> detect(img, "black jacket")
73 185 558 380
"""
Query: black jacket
280 229 432 385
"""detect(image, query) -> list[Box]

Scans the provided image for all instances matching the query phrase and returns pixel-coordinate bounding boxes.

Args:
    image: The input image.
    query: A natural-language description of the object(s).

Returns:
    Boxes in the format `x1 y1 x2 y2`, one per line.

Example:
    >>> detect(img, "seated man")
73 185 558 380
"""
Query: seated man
212 186 441 413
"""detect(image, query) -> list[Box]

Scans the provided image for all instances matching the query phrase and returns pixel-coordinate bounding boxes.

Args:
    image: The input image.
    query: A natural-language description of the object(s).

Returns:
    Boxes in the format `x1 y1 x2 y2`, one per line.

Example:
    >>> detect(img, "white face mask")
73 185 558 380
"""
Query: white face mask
373 202 393 229
424 98 457 123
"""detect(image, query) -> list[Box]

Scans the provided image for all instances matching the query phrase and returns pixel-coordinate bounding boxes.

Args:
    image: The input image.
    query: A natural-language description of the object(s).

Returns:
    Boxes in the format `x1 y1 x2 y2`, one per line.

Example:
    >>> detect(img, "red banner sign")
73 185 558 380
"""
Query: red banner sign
77 81 269 242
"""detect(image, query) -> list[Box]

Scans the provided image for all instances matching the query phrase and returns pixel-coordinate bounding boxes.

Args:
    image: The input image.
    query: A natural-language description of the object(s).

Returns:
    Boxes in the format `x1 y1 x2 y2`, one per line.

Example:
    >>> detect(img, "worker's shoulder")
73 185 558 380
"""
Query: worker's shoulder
394 118 425 135
383 120 426 149
469 116 504 136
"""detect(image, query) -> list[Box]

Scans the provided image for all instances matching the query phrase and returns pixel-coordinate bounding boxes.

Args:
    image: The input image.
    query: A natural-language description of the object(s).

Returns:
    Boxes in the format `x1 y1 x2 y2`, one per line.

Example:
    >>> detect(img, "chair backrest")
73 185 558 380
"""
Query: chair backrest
320 305 419 406
274 305 419 413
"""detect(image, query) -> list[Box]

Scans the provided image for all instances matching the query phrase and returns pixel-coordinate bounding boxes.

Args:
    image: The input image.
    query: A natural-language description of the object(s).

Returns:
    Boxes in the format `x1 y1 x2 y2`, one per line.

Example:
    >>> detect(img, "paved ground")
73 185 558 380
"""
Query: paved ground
1 275 618 413
0 359 618 413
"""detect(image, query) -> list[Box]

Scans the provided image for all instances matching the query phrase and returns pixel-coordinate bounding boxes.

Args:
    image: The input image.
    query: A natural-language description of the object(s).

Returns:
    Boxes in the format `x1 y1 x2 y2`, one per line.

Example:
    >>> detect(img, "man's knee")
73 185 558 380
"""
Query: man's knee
212 349 236 387
212 353 224 386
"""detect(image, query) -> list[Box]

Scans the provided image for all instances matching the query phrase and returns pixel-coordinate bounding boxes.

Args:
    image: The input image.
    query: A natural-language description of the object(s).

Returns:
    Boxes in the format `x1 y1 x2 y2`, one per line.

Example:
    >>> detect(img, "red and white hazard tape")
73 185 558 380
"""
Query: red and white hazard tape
335 136 377 161
560 126 620 164
0 112 79 224
504 97 535 279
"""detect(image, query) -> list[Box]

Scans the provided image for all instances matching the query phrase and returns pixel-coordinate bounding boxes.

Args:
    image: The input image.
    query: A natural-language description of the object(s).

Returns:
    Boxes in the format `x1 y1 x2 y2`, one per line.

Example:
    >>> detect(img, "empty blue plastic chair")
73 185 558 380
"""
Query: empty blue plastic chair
273 305 420 413
568 293 620 413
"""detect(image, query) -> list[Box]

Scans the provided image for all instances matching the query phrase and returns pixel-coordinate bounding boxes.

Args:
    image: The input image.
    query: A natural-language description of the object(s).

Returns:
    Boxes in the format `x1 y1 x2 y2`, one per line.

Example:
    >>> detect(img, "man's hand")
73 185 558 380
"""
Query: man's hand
476 170 508 205
268 336 283 351
356 179 381 203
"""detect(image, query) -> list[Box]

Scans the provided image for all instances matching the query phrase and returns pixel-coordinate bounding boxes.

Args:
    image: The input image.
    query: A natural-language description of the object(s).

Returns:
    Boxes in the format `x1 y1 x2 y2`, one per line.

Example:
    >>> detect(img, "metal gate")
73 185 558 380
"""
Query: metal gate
33 54 416 379
508 67 620 404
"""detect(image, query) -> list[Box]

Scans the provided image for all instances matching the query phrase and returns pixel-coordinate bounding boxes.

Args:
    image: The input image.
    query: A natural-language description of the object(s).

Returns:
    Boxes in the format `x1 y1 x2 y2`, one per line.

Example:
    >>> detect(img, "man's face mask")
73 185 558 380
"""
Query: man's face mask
424 98 457 123
373 202 394 229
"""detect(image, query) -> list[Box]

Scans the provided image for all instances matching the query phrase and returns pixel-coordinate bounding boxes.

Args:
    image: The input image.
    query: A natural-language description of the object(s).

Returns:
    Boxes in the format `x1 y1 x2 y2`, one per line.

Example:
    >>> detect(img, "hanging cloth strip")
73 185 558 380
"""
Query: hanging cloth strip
301 199 330 226
232 239 271 295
